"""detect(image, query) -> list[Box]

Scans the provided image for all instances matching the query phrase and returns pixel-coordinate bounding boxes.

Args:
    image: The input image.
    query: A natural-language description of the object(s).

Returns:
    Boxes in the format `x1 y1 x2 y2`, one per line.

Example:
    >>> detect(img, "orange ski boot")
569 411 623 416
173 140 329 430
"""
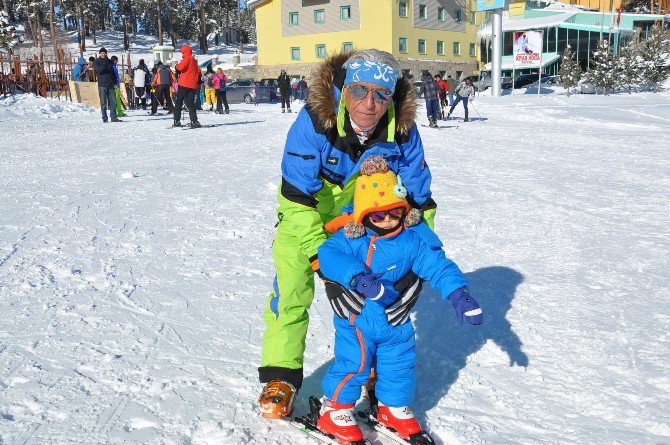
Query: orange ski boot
258 380 296 419
377 403 422 440
316 398 365 445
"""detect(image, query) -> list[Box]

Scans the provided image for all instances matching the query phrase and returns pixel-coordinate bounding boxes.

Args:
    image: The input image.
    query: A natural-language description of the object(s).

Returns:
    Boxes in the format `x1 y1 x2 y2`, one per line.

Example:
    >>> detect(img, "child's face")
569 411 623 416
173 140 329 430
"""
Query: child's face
367 207 404 231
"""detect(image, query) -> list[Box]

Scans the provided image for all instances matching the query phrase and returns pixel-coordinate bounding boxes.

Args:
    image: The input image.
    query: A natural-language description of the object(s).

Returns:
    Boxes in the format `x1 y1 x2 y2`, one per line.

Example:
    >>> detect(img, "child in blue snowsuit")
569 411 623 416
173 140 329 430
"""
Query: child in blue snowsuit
315 156 483 445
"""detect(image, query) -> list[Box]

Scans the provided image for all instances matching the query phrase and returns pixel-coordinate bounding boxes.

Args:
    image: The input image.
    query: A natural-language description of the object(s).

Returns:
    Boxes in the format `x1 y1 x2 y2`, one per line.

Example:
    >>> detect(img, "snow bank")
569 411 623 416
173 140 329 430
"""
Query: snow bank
0 94 95 119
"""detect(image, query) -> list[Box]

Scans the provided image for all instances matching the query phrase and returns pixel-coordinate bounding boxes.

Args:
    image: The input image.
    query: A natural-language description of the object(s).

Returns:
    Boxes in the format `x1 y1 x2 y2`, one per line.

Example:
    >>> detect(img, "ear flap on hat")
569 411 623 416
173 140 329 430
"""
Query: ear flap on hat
403 208 423 228
344 221 366 239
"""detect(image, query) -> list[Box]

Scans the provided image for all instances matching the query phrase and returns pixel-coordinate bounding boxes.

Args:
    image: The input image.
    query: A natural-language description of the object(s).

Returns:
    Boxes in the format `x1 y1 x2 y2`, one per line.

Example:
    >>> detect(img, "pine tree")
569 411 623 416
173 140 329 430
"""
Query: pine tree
614 40 642 94
638 24 670 93
556 45 582 97
0 10 17 53
587 39 617 95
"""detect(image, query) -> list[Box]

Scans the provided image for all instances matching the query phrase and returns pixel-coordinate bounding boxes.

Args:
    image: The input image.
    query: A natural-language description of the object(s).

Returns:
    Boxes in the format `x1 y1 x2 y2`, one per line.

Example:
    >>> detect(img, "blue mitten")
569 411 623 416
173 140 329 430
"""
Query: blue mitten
352 273 385 300
449 287 483 325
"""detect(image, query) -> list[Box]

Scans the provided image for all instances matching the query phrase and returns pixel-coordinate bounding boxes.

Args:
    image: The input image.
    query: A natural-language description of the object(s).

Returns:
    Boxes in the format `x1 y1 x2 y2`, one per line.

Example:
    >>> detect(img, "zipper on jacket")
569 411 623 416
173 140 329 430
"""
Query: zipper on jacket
365 236 378 268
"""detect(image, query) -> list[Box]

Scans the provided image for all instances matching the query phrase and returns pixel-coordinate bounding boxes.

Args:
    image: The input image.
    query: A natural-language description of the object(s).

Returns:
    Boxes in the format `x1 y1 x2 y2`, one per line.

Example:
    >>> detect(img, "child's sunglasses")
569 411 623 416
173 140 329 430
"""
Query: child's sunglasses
348 84 393 105
368 207 405 223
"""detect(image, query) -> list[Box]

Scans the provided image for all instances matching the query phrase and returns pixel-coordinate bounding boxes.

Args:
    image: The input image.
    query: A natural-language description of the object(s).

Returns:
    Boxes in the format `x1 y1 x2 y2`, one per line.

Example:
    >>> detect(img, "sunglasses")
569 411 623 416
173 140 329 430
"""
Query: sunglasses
368 208 405 223
348 84 393 105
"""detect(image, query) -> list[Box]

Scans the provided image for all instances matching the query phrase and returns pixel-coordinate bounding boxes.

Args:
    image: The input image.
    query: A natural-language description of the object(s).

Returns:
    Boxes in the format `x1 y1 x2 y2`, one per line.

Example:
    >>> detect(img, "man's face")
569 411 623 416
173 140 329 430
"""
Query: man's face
99 52 107 59
344 82 392 129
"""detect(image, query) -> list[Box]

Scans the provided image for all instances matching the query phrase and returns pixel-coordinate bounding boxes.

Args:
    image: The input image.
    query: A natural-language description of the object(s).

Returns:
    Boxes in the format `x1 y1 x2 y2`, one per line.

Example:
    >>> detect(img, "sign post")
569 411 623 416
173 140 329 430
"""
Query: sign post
477 0 507 97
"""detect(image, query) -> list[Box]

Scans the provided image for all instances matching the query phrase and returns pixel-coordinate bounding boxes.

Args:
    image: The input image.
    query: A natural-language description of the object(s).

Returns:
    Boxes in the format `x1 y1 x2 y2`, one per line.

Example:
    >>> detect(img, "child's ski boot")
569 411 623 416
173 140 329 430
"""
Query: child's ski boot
376 402 435 444
317 397 365 445
295 396 369 445
258 380 296 419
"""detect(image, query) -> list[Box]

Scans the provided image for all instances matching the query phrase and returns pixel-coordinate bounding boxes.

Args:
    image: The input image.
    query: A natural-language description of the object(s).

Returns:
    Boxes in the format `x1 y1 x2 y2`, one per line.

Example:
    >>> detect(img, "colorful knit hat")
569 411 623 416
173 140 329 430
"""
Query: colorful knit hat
344 156 422 238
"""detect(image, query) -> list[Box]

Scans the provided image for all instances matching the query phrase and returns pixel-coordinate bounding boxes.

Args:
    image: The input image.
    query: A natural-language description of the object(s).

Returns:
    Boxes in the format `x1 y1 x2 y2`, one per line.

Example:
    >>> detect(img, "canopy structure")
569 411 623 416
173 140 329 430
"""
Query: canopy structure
478 12 577 37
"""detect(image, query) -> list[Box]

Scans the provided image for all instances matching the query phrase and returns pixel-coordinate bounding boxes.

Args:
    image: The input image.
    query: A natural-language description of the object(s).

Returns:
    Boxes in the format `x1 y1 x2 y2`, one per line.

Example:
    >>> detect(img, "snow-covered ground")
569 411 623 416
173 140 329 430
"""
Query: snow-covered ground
0 90 669 445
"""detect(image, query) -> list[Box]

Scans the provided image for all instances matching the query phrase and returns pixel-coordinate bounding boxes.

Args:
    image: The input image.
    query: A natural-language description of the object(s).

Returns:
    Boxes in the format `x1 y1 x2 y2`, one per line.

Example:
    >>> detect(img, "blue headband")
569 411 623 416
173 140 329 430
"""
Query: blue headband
344 59 399 94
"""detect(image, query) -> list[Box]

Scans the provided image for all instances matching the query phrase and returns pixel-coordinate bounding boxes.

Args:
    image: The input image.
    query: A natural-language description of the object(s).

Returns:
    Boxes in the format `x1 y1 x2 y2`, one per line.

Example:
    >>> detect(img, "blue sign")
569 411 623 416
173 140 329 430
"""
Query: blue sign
476 0 506 11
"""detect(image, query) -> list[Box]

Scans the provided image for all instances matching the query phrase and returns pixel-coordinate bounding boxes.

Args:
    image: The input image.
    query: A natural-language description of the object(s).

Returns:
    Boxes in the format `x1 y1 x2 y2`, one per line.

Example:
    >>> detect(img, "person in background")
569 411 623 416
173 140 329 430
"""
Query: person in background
298 76 308 102
110 55 126 118
172 45 202 128
133 59 150 110
203 65 216 112
150 61 175 116
435 74 449 120
72 57 87 82
86 56 96 82
212 67 229 114
278 68 291 113
291 77 299 102
446 75 457 107
92 48 119 122
420 71 440 128
123 69 133 108
446 78 475 122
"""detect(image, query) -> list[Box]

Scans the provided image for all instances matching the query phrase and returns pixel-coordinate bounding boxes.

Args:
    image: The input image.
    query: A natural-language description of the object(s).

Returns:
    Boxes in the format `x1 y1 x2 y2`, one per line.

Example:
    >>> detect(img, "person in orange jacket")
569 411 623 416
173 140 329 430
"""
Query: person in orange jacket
173 45 202 128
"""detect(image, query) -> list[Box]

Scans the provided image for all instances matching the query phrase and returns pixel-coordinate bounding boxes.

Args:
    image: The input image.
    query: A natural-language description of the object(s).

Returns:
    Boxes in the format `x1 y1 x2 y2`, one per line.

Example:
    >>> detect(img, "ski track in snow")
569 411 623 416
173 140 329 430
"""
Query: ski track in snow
0 92 669 444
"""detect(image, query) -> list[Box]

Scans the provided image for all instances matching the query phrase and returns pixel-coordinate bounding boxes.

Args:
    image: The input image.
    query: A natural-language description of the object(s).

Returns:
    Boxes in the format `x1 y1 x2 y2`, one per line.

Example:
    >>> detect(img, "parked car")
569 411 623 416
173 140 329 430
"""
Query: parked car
258 78 281 100
578 79 597 94
461 74 512 92
412 81 424 98
226 80 273 103
511 73 552 89
525 75 558 89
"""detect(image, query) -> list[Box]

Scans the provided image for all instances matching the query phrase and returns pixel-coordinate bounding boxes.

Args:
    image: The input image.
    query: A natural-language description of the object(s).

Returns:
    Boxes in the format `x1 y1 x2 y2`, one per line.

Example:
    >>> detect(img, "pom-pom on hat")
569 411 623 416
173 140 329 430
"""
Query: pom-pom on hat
352 156 410 225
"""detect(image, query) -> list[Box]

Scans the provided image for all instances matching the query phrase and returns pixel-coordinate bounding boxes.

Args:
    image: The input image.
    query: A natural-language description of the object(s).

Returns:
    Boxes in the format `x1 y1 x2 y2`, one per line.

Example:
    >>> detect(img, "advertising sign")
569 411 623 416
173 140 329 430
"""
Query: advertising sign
513 31 543 66
476 0 506 12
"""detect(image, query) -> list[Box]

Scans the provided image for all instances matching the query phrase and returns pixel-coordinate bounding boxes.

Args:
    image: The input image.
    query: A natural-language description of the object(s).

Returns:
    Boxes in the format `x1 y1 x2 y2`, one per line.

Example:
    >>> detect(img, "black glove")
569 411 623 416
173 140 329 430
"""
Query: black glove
385 270 423 326
324 280 364 319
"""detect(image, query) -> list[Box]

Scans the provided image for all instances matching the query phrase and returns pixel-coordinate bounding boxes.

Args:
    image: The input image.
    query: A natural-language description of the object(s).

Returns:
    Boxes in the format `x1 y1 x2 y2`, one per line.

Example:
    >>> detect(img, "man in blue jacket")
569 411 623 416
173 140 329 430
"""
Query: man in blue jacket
93 47 119 123
258 49 440 419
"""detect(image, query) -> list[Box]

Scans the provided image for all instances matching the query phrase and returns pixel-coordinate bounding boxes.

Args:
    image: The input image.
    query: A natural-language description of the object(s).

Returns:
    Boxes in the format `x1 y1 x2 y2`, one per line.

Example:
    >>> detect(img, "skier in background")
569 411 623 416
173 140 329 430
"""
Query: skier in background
203 65 216 112
172 45 202 128
420 71 440 128
298 76 308 102
110 55 126 118
313 156 482 444
213 67 229 114
93 48 119 123
150 61 175 116
447 78 475 122
435 74 449 119
71 57 87 82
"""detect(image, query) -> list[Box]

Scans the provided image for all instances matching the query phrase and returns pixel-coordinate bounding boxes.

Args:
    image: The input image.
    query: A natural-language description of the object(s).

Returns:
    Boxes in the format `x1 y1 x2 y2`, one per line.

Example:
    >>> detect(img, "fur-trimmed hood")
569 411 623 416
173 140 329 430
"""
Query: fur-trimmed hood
307 52 417 135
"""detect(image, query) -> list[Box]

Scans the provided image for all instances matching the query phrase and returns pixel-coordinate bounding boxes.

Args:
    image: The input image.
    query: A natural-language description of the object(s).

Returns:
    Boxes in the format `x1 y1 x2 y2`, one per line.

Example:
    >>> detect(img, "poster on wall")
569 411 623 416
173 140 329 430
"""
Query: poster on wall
513 31 543 66
476 0 507 11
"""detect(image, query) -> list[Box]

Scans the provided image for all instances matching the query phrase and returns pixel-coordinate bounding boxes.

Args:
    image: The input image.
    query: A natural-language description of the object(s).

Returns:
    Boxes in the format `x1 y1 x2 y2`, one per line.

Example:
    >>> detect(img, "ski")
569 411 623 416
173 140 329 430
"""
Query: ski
419 124 441 129
289 418 351 445
355 410 436 445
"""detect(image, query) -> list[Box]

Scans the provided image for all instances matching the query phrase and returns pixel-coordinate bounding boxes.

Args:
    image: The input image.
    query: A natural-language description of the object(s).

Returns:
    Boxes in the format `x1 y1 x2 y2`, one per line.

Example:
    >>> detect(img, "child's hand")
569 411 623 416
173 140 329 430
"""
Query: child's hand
449 287 483 325
352 273 385 300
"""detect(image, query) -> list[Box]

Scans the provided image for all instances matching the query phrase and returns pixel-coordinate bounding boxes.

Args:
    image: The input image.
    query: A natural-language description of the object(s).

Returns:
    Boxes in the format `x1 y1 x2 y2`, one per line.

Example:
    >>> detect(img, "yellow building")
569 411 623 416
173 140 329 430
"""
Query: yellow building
248 0 482 80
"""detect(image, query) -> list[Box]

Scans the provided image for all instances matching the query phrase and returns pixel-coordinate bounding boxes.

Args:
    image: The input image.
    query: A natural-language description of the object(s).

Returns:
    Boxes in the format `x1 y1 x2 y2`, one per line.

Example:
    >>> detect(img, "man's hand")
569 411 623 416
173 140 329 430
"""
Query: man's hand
324 280 364 319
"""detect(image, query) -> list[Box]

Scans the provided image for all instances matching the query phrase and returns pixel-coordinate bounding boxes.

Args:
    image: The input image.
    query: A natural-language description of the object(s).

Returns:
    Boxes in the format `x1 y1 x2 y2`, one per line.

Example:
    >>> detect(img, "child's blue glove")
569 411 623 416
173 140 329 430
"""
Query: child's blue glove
449 287 483 325
352 273 385 301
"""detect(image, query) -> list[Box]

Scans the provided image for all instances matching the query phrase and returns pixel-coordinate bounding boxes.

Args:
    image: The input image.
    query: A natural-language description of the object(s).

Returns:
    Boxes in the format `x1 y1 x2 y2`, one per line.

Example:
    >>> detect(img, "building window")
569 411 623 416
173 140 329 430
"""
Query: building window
314 9 325 24
289 12 299 27
399 1 408 17
399 37 408 53
342 42 353 52
469 43 476 57
291 47 300 60
419 4 427 19
418 39 426 55
340 5 351 21
438 6 445 22
455 9 462 22
437 40 444 55
470 11 476 24
316 44 326 59
453 41 460 56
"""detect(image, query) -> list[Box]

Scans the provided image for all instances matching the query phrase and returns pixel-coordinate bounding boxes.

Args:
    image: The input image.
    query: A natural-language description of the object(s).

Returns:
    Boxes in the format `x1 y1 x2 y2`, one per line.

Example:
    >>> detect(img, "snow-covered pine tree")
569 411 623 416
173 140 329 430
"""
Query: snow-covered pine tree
0 10 17 54
556 45 581 96
587 39 617 95
638 24 670 93
615 40 642 94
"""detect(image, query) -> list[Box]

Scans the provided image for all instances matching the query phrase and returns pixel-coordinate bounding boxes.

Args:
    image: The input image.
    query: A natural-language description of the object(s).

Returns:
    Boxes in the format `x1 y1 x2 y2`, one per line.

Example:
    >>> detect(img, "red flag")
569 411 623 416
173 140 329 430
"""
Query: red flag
616 3 622 26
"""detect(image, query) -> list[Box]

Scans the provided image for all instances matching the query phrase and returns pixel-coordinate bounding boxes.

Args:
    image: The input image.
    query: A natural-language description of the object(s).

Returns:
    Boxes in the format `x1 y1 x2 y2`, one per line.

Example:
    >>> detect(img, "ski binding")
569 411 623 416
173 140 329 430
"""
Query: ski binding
292 396 371 445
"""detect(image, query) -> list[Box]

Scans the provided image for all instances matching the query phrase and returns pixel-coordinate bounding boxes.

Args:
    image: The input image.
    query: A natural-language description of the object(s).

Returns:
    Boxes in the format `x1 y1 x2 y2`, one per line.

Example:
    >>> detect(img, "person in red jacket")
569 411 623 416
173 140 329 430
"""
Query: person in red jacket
173 45 202 128
435 74 449 120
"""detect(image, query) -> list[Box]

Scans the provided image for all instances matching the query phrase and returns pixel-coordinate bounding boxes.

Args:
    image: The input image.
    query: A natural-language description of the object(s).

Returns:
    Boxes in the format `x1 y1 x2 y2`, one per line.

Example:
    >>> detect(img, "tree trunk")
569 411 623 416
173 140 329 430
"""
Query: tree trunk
197 0 207 54
49 0 59 54
92 21 97 45
157 0 163 46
